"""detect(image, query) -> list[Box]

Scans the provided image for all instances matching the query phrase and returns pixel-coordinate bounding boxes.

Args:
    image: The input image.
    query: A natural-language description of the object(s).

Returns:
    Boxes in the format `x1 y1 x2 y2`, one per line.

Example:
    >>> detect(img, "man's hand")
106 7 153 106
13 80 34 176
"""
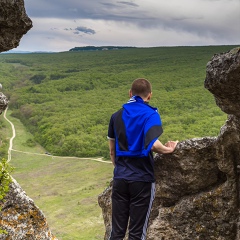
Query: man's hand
165 141 178 149
152 140 178 154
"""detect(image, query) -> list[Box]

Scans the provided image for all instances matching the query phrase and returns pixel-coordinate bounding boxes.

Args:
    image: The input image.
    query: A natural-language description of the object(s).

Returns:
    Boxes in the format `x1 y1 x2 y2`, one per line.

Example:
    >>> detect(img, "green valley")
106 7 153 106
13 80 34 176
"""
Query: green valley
0 45 238 239
0 46 235 159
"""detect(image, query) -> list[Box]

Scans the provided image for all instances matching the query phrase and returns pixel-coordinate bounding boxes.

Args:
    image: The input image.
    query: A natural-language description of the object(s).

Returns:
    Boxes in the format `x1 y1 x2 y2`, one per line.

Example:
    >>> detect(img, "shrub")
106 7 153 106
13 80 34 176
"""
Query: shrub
30 74 46 84
0 158 13 202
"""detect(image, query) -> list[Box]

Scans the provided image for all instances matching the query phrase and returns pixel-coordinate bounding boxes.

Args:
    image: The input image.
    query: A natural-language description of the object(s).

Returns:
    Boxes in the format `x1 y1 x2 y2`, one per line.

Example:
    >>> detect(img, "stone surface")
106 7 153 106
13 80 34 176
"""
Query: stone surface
0 0 32 52
0 179 57 240
204 47 240 117
98 47 240 240
0 93 8 115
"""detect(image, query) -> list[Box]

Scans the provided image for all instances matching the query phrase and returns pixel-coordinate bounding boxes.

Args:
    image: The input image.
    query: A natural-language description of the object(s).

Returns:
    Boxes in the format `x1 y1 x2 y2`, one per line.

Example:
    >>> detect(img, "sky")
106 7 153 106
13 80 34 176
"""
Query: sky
15 0 240 52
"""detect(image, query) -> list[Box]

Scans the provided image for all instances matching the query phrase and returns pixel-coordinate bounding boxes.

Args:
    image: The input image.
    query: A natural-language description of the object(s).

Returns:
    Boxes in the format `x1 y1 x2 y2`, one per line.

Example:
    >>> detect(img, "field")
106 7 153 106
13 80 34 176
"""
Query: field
0 45 238 239
3 110 113 239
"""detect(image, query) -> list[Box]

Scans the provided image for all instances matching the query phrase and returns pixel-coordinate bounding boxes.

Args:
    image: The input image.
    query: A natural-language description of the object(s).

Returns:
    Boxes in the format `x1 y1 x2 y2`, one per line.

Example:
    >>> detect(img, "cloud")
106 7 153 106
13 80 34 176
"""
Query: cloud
63 26 96 35
24 0 151 21
24 0 240 33
74 26 96 34
117 1 139 7
16 0 240 52
100 2 119 8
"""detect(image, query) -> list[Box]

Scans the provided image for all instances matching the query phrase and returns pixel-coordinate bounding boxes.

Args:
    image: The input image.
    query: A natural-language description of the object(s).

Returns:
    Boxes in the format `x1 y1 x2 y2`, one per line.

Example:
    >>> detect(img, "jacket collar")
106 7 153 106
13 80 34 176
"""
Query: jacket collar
127 95 144 104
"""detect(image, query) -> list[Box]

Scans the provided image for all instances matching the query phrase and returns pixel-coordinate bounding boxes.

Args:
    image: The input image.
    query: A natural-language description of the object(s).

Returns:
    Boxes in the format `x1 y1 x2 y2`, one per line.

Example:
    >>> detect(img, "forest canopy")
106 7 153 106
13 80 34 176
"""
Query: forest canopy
0 46 236 159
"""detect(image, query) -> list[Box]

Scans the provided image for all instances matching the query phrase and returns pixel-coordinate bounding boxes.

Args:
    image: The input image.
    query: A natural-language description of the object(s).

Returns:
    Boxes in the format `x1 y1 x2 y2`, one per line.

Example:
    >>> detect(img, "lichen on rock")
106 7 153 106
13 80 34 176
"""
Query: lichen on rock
0 179 57 240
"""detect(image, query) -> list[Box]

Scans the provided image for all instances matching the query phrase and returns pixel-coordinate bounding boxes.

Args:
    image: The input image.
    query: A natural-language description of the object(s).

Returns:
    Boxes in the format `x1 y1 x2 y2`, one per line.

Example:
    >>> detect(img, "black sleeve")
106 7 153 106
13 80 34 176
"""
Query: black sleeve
107 114 115 139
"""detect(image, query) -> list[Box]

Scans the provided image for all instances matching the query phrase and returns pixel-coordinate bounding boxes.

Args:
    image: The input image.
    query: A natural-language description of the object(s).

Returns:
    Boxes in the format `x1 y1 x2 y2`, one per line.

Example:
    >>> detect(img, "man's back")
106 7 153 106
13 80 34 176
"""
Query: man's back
113 96 163 158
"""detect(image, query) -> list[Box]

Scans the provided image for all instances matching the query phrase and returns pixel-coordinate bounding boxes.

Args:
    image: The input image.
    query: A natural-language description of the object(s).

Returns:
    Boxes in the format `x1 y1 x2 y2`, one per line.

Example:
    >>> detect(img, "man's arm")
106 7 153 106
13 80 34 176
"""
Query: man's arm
151 139 178 154
109 139 116 166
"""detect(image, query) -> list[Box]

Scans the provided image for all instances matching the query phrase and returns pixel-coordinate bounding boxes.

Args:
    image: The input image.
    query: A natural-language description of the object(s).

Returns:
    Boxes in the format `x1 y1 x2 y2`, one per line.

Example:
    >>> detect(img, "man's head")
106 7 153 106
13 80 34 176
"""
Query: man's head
130 78 152 102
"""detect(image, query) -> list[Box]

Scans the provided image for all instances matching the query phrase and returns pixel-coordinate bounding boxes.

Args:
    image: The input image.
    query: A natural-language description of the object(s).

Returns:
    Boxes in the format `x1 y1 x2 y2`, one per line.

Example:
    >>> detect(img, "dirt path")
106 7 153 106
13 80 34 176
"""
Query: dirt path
11 149 111 163
3 108 111 164
4 107 15 162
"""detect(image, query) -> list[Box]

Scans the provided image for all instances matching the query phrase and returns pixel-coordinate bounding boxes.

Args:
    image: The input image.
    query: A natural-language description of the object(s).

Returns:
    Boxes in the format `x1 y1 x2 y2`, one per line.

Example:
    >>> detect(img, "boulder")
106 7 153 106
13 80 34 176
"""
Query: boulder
0 0 32 52
0 92 8 115
0 179 57 240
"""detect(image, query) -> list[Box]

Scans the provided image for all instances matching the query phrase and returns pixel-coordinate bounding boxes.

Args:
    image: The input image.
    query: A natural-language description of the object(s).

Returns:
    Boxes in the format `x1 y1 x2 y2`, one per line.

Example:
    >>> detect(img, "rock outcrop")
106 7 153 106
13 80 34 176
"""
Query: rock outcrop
0 93 8 115
0 0 32 52
98 47 240 240
0 180 57 240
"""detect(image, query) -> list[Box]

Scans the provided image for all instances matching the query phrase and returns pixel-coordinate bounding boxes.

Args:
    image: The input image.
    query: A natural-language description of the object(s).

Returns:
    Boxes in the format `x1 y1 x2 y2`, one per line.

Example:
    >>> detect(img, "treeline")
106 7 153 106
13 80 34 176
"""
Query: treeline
69 46 136 51
0 46 236 158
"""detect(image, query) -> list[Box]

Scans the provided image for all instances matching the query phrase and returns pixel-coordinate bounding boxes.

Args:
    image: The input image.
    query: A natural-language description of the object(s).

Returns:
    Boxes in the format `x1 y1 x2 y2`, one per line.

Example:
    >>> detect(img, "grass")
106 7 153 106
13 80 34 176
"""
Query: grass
4 110 113 239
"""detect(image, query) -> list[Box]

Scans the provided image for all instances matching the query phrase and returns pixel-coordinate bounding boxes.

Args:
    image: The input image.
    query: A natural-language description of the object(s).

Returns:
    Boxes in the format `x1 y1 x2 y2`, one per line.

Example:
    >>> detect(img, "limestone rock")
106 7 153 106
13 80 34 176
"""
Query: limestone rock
0 0 32 52
0 179 57 240
98 47 240 240
0 93 8 115
204 47 240 117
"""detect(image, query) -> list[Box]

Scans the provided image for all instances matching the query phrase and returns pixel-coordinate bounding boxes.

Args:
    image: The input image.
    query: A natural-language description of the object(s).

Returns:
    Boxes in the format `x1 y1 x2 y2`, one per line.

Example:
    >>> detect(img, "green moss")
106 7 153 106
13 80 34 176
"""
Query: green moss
0 158 13 235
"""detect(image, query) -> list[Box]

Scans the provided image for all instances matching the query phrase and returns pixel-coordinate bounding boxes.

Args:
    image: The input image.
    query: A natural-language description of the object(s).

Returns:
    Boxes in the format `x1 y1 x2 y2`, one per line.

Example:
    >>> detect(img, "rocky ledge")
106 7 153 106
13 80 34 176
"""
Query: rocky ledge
0 0 32 52
0 180 57 240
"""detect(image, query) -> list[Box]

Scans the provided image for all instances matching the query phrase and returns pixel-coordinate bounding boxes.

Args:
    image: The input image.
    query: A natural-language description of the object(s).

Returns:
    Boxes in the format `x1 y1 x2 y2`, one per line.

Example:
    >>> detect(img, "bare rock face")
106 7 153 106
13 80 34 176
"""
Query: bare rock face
0 0 32 52
0 179 57 240
204 48 240 117
0 92 8 114
98 47 240 240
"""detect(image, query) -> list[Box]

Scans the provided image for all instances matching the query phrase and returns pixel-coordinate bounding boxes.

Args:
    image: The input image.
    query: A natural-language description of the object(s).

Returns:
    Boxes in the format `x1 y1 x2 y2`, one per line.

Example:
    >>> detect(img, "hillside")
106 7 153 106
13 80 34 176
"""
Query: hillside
2 109 113 239
0 46 237 159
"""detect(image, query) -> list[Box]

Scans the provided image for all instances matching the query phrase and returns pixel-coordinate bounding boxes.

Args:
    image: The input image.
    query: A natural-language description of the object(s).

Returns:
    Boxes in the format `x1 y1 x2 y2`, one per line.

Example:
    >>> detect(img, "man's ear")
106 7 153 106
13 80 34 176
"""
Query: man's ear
147 92 152 101
129 89 133 97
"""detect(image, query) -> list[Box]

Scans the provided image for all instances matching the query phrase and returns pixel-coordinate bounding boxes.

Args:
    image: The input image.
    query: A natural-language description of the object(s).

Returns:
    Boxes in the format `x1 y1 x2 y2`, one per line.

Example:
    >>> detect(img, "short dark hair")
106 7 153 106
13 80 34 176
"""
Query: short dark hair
131 78 152 98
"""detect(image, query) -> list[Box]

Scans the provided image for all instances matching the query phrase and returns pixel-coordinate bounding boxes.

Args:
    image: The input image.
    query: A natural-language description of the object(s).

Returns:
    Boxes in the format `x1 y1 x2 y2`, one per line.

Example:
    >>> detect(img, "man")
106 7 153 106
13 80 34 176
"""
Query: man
107 78 178 240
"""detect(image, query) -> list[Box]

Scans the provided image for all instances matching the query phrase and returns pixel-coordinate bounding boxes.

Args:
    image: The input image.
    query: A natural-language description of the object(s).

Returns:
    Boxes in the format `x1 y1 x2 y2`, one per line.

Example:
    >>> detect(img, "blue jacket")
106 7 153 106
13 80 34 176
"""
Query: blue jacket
114 96 163 157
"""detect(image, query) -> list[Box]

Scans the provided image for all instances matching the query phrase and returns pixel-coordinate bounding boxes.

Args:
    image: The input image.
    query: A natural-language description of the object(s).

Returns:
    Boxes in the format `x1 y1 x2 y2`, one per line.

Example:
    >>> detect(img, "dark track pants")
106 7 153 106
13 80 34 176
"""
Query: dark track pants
109 179 155 240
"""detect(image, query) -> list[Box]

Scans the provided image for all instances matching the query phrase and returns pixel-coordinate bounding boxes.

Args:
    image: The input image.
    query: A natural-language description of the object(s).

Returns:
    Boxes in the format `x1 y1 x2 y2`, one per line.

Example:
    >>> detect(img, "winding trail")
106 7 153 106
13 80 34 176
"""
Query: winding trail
4 107 15 163
3 107 111 164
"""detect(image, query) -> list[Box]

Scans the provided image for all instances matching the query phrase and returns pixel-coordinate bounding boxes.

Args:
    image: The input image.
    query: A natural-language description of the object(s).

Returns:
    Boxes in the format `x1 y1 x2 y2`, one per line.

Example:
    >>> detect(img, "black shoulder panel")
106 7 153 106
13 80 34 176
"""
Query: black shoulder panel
144 125 163 149
114 109 128 151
